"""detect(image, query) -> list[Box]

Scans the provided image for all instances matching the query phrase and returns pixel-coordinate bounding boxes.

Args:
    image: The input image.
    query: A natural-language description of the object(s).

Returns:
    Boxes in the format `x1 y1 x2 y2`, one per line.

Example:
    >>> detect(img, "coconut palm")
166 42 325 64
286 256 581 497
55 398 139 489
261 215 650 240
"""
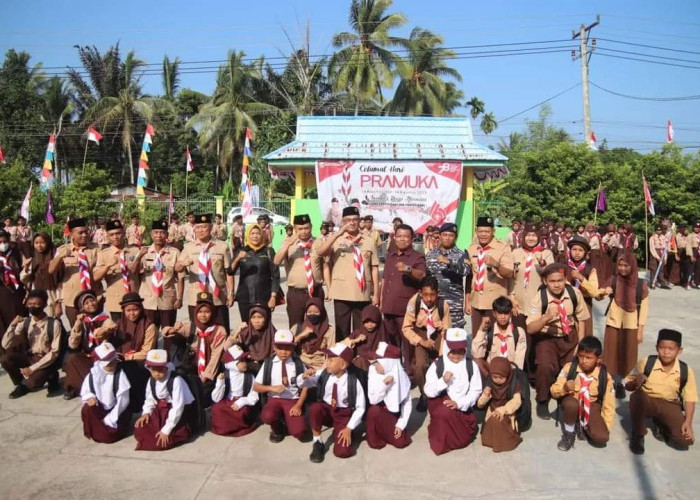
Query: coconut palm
466 97 485 119
329 0 407 115
497 132 527 157
480 112 498 135
162 55 181 101
387 28 462 116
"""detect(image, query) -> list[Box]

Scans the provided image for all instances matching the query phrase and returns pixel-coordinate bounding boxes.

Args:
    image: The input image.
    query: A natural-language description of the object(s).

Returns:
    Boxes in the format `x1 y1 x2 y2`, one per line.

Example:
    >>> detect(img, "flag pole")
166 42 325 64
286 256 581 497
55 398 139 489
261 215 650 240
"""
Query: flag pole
169 181 173 225
82 137 89 173
594 181 601 226
185 171 189 211
643 174 649 275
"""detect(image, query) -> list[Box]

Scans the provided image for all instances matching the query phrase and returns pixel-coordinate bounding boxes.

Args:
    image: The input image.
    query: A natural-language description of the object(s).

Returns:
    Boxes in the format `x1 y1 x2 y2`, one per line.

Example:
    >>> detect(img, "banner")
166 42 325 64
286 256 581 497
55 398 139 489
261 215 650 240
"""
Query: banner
316 160 463 233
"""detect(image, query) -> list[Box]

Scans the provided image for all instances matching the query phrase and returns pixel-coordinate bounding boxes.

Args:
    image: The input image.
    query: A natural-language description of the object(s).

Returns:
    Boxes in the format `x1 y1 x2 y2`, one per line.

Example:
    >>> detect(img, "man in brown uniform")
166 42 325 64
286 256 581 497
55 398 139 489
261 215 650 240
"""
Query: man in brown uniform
182 211 197 243
687 222 700 288
211 214 228 242
126 213 146 247
131 220 184 329
93 220 139 322
175 213 234 332
318 206 379 341
466 216 514 338
274 214 325 327
49 218 103 325
168 213 184 250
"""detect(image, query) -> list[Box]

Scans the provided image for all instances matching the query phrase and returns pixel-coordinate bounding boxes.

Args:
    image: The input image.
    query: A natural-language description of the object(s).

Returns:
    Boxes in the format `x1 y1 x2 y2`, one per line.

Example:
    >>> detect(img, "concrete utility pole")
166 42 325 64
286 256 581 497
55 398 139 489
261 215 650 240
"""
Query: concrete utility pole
572 15 600 143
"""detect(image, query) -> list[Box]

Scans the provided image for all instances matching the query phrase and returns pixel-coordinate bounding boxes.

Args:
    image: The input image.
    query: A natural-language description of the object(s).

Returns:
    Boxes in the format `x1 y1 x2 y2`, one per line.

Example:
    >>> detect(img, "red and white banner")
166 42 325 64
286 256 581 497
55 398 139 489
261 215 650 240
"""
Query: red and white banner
316 160 463 233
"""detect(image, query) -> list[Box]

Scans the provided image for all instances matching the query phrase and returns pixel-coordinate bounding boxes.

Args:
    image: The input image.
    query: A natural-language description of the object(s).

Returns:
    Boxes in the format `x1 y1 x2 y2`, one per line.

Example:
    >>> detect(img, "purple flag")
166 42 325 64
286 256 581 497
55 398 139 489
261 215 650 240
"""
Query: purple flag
46 190 54 223
596 188 607 212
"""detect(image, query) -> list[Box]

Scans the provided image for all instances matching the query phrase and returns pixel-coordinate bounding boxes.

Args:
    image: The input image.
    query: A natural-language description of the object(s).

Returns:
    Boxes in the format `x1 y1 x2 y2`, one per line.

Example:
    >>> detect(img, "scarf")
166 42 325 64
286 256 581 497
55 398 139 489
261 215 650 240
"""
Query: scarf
83 312 110 349
550 297 571 334
350 305 386 361
245 224 265 252
578 372 595 427
521 244 542 288
116 304 150 355
237 304 276 362
567 257 587 288
488 357 515 411
150 246 166 296
368 357 410 413
30 233 61 290
298 297 330 354
473 245 490 292
194 302 218 375
0 250 20 289
118 249 131 293
197 240 220 298
75 246 91 290
297 239 315 296
609 250 647 312
346 234 366 292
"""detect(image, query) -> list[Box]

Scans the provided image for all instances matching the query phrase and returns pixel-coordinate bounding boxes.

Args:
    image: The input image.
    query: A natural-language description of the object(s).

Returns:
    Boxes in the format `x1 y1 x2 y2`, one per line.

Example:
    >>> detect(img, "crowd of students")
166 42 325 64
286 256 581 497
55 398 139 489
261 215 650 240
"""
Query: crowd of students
0 207 696 462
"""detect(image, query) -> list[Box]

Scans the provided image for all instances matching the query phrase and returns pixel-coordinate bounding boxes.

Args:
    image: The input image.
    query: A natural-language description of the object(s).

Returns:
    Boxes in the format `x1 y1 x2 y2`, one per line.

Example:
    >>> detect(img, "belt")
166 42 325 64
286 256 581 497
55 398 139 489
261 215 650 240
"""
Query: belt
289 285 321 291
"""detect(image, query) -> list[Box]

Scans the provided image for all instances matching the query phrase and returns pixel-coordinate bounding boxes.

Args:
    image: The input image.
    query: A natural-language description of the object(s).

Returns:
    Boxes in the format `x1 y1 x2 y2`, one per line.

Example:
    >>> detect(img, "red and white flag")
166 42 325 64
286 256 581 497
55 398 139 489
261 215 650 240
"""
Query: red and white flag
20 183 32 220
588 131 598 150
87 126 103 145
667 120 674 143
643 176 656 216
186 147 194 172
0 146 5 164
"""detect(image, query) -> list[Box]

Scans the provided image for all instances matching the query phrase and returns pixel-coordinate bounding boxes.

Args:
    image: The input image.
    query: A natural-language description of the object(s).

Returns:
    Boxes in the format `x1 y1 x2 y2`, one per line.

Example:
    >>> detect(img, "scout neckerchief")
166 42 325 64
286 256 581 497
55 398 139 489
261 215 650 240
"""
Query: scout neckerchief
297 239 315 296
118 249 131 293
196 324 217 375
198 241 220 298
83 312 110 348
132 225 142 248
550 296 571 334
421 300 436 338
522 245 542 288
473 245 490 292
151 246 165 297
567 257 587 288
495 322 515 358
578 372 595 428
347 234 366 292
0 250 19 289
75 246 91 290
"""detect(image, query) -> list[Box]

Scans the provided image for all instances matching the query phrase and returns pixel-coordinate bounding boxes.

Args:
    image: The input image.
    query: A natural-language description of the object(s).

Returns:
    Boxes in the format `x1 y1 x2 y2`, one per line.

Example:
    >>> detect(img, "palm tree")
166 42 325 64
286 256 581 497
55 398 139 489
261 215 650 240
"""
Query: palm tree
162 55 181 101
480 112 498 135
387 27 462 116
329 0 407 115
466 97 485 119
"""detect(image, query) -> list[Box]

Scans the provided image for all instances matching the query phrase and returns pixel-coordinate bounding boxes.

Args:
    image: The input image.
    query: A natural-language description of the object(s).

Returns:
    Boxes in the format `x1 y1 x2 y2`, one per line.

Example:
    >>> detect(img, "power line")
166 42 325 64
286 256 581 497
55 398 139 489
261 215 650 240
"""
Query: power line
497 83 581 123
596 52 700 70
590 81 700 101
596 37 700 56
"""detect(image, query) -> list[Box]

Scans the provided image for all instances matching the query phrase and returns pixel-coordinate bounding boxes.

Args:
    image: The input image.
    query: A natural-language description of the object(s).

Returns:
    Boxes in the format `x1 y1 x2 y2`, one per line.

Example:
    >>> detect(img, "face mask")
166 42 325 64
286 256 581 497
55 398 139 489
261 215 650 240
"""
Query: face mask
307 314 322 325
0 243 8 252
28 306 43 316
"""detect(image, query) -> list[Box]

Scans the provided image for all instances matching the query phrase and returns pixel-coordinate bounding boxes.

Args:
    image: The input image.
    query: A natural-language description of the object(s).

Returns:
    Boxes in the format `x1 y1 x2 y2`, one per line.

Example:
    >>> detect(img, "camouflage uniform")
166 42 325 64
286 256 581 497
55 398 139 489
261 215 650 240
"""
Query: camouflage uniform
425 246 471 328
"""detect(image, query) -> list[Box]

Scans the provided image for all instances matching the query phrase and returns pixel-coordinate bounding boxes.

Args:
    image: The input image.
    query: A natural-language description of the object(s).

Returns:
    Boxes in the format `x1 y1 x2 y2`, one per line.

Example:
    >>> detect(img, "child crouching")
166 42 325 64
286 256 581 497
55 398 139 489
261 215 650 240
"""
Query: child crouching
478 357 523 453
210 345 259 437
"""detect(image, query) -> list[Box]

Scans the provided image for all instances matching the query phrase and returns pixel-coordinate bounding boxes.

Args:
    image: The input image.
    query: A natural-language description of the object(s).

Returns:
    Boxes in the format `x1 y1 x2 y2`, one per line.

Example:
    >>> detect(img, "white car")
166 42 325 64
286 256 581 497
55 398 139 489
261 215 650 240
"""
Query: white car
226 206 290 226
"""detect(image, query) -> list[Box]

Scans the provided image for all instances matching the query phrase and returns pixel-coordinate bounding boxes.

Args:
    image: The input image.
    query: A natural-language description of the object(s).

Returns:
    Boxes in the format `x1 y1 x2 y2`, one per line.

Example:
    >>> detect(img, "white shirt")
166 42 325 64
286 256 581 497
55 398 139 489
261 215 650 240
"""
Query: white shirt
299 369 366 430
141 368 195 435
80 361 131 429
254 356 303 400
367 359 412 431
211 365 259 407
424 356 482 412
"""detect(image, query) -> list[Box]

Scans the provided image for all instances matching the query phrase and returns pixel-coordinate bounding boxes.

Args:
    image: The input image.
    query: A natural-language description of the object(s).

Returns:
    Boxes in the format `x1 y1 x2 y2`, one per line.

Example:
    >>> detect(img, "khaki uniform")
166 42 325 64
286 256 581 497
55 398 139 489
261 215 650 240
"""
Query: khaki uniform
95 245 140 313
171 322 227 381
471 325 527 369
168 223 183 244
181 223 196 243
328 234 378 302
510 248 554 316
211 223 228 242
125 224 145 247
68 317 117 350
293 324 337 371
282 238 326 327
178 239 231 306
54 243 103 308
1 317 62 371
136 245 181 310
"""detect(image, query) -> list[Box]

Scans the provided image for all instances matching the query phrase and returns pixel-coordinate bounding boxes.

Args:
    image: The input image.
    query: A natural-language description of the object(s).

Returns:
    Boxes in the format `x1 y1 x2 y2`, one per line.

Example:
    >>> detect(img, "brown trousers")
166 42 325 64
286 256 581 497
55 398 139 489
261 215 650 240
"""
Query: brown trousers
534 332 578 403
384 313 413 377
560 396 610 444
333 299 369 341
285 286 325 328
412 327 438 396
603 326 638 378
0 352 57 390
583 300 593 337
649 256 668 285
470 308 494 339
629 391 693 446
64 306 78 328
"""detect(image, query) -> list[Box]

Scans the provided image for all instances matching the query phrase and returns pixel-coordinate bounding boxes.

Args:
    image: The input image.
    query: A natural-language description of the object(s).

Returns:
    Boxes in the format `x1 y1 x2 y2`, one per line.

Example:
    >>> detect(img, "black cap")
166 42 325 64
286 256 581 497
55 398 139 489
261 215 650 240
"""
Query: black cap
694 222 700 229
195 213 212 224
152 219 168 231
196 291 214 305
567 234 591 252
68 218 88 230
285 224 293 230
119 292 144 307
106 220 123 232
439 222 458 234
342 206 360 217
256 214 269 221
476 216 494 228
523 222 539 234
657 329 682 347
363 215 374 222
74 289 98 310
655 224 663 231
293 214 311 225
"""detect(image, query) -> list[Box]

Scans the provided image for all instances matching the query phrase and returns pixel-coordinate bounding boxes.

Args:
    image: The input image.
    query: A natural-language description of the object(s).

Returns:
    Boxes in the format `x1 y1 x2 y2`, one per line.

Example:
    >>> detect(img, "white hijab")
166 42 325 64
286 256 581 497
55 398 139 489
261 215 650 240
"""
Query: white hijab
441 354 472 398
90 360 131 410
368 357 410 413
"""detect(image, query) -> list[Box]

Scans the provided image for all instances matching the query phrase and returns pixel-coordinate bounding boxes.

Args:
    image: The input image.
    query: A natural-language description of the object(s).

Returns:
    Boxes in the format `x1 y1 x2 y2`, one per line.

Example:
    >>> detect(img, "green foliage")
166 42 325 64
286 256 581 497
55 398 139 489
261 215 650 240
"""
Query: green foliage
58 163 112 220
171 170 215 197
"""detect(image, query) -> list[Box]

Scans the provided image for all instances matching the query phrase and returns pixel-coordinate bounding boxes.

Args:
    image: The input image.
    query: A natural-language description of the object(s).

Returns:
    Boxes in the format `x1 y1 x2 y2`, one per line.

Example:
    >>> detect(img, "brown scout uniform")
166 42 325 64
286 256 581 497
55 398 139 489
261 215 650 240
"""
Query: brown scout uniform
95 245 140 316
1 316 62 390
171 321 227 381
687 231 700 285
211 222 228 242
510 247 554 324
603 292 649 378
53 242 102 325
126 224 146 247
137 245 182 327
281 238 325 327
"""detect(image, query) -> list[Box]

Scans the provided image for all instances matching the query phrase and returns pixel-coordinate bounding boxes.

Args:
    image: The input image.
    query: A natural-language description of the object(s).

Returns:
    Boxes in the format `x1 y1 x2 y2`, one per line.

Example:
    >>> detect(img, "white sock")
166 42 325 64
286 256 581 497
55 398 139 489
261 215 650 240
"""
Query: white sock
564 423 575 433
313 435 323 443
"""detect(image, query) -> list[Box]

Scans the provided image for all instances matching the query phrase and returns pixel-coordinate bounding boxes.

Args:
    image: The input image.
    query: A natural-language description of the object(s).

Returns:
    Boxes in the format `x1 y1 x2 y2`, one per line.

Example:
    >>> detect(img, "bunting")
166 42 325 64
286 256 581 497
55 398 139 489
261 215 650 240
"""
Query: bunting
40 134 55 192
241 127 252 195
137 124 155 195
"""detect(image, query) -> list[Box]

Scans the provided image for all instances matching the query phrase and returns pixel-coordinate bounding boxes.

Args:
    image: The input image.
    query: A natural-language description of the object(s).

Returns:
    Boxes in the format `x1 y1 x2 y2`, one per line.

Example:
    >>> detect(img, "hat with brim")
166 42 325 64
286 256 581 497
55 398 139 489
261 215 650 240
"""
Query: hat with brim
445 327 469 350
566 235 591 252
223 345 249 364
92 342 117 363
273 329 295 346
145 349 169 367
324 343 354 364
119 292 144 307
74 289 98 311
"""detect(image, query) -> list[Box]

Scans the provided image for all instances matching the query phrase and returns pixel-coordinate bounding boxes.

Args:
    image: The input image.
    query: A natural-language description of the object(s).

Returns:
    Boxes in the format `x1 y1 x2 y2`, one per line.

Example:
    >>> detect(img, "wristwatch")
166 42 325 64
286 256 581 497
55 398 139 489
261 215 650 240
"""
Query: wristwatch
405 265 412 274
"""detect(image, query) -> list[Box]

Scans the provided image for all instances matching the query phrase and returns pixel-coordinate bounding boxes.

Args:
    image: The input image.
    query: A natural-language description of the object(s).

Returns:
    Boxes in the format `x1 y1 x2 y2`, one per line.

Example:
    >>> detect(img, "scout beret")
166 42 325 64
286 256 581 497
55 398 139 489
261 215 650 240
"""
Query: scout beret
196 213 212 224
657 329 682 347
364 215 374 221
567 234 591 252
439 222 458 234
694 222 700 229
293 214 311 225
342 206 360 217
476 216 494 228
119 292 144 307
106 220 123 232
68 218 88 230
145 349 168 367
196 291 214 305
74 289 98 310
324 343 354 364
152 219 168 231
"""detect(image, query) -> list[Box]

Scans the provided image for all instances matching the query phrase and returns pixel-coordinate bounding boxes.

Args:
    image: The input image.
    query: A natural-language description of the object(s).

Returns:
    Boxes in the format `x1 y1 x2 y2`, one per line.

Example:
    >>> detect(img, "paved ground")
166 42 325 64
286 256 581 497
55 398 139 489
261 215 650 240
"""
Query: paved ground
1 281 699 499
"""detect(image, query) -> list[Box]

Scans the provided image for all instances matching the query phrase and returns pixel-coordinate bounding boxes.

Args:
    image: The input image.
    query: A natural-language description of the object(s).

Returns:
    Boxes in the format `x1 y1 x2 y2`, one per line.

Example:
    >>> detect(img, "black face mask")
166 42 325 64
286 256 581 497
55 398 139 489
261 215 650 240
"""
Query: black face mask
307 314 322 325
28 306 44 316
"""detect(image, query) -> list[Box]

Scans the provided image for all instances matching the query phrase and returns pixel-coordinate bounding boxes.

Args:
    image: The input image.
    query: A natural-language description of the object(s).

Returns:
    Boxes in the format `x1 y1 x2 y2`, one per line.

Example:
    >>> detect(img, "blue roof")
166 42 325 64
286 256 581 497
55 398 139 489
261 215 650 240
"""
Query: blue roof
264 116 507 164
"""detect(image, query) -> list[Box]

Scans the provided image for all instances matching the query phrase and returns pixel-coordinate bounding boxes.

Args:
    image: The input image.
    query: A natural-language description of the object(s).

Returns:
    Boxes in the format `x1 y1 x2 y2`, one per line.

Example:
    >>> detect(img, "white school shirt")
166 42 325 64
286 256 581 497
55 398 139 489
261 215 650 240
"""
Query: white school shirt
424 356 482 412
80 361 131 429
141 368 195 435
254 356 303 400
211 365 259 406
367 359 412 431
298 369 366 430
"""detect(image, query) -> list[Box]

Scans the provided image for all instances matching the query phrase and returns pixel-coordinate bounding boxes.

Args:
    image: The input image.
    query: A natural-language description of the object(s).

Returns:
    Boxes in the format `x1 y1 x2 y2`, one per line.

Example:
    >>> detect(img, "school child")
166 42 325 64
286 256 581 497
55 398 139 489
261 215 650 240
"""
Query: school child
292 297 337 371
550 336 615 451
471 296 527 377
80 342 132 443
0 289 63 398
424 328 482 455
478 357 523 453
0 229 27 337
527 263 589 420
114 293 157 362
134 349 196 451
649 224 671 289
402 276 452 411
625 329 697 454
210 344 259 437
344 304 387 371
225 303 276 372
254 329 309 443
565 235 602 337
365 341 412 450
298 343 366 462
586 222 612 285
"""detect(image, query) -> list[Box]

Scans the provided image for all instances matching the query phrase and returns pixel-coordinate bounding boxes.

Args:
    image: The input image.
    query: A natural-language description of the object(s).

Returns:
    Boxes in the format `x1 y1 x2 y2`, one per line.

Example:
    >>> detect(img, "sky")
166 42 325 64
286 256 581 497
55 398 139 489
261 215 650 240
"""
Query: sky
2 0 700 152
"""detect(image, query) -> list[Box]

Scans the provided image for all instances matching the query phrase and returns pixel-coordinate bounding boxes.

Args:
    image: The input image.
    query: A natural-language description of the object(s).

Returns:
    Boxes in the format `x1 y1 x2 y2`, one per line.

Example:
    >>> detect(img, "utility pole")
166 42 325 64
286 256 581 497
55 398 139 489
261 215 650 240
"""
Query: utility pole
572 15 600 143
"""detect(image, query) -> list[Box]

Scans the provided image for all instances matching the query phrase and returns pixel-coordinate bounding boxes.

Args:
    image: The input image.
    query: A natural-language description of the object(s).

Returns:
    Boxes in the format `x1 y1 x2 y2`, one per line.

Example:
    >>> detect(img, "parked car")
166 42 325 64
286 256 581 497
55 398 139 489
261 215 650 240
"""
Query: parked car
226 206 289 226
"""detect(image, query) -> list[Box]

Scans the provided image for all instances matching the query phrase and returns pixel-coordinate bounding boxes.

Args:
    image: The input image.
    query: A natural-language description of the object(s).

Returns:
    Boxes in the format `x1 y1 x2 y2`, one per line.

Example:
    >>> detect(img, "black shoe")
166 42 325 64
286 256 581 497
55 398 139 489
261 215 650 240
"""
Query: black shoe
615 382 627 400
575 423 587 441
9 384 29 399
46 375 61 397
416 395 427 412
660 283 672 290
536 402 551 420
630 435 645 455
269 431 284 443
309 440 326 463
557 431 576 451
62 389 78 400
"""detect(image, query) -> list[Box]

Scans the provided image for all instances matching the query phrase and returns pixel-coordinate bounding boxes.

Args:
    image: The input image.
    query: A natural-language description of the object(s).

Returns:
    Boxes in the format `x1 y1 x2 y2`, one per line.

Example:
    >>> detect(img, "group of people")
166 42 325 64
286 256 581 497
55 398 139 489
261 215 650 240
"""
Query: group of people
0 206 695 461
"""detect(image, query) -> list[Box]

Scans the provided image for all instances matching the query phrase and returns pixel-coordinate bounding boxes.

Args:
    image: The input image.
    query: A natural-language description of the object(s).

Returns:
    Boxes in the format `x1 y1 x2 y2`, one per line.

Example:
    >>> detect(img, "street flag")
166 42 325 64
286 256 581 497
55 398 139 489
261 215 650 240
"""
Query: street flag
137 124 155 195
241 127 252 195
588 131 597 150
596 187 607 212
186 147 194 172
0 146 5 164
667 120 674 143
643 176 655 216
20 183 32 220
46 190 54 224
241 188 253 218
168 182 174 215
87 126 103 145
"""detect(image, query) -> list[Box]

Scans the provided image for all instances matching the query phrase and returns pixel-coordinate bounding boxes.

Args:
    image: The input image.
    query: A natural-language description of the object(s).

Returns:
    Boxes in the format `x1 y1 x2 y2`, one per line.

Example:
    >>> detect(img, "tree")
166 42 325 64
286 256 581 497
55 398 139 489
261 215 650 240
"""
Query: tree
162 56 181 101
387 27 462 116
466 97 485 119
329 0 407 115
56 163 112 220
480 112 498 135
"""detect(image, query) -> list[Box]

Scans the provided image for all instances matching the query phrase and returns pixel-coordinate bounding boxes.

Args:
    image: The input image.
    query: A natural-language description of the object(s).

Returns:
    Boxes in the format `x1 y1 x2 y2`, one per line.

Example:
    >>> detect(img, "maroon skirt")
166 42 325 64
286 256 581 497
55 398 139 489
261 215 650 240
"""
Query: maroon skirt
82 404 130 444
134 400 193 451
210 397 259 437
427 395 477 456
365 404 411 450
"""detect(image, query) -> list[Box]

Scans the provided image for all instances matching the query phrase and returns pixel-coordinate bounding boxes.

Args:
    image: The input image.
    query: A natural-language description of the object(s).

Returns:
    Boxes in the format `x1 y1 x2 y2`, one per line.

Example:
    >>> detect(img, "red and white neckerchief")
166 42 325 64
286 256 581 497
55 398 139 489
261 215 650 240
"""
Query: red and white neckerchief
17 227 31 242
76 247 91 290
197 241 220 298
348 236 365 292
522 246 542 288
83 312 110 348
151 246 165 296
118 249 131 293
473 245 490 292
0 251 19 290
577 372 595 427
421 301 436 338
495 323 515 358
567 258 587 288
625 233 635 250
132 225 142 247
551 298 571 334
196 325 217 375
297 239 315 296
